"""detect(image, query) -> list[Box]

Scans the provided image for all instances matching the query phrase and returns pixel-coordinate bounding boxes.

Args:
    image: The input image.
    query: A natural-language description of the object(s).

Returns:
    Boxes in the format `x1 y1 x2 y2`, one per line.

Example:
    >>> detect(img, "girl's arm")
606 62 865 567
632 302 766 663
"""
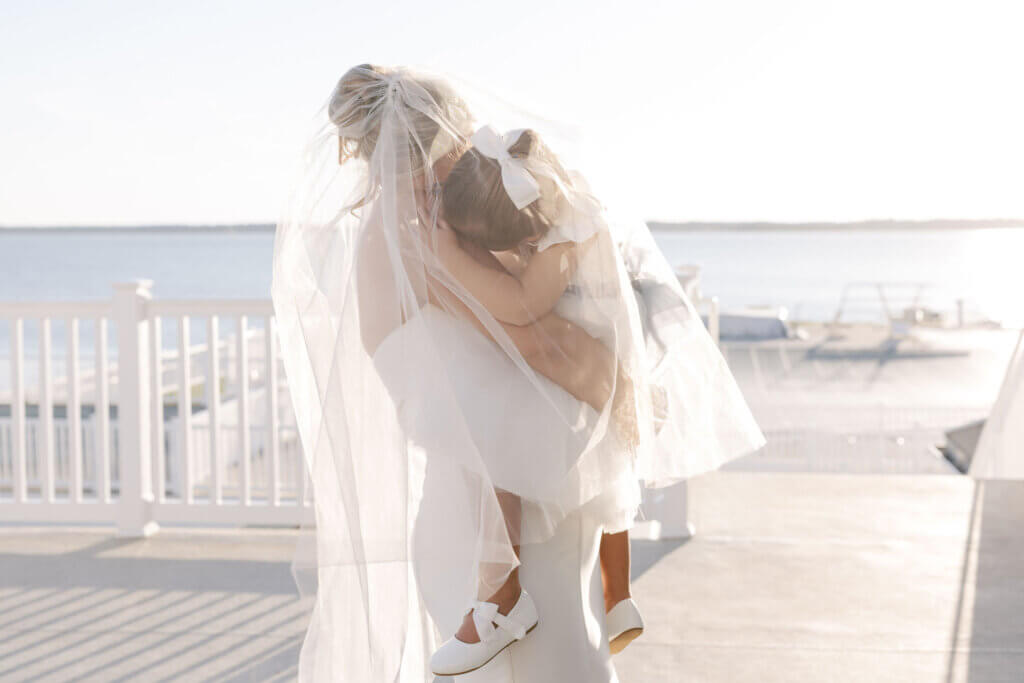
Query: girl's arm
492 249 527 276
435 222 577 326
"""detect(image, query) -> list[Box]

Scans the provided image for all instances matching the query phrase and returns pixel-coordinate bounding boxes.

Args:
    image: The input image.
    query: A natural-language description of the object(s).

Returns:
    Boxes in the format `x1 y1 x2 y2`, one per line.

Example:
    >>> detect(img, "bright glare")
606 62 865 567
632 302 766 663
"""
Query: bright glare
1 0 1022 225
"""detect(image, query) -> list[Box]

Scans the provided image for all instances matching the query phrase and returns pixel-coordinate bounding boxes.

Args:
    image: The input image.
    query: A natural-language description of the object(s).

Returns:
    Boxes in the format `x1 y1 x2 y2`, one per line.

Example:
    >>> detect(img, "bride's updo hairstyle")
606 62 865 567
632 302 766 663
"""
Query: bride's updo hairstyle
442 129 571 252
328 63 472 172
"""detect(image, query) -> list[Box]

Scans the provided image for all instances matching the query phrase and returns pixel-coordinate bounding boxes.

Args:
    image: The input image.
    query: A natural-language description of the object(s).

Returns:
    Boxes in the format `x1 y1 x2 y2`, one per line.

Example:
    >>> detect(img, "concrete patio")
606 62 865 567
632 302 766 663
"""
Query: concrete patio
1 472 1022 682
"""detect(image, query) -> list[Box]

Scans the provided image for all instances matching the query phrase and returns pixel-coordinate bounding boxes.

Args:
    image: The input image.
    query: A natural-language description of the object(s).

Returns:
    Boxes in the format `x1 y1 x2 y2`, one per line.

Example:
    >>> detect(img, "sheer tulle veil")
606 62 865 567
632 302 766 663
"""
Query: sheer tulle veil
271 64 764 681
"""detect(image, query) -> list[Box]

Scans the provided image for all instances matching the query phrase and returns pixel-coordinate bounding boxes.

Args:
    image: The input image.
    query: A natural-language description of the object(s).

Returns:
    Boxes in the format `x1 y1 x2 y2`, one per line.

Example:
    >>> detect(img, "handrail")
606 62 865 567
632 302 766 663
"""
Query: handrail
150 299 274 316
0 301 110 317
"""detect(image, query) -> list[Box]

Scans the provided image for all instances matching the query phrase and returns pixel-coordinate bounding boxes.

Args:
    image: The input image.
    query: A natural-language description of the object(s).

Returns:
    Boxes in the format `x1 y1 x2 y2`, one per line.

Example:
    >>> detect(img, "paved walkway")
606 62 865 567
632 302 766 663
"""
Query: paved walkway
2 472 1022 682
617 473 1024 683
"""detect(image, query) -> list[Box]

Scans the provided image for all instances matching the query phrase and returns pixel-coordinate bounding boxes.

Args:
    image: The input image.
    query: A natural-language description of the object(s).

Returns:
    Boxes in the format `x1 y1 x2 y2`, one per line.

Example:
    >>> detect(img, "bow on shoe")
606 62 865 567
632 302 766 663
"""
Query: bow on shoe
469 600 528 643
470 125 542 209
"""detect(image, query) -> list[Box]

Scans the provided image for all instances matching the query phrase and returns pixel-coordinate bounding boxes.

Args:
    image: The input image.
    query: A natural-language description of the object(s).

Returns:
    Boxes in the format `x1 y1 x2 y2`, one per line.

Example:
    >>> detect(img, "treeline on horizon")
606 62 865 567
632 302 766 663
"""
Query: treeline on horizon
1 218 1022 233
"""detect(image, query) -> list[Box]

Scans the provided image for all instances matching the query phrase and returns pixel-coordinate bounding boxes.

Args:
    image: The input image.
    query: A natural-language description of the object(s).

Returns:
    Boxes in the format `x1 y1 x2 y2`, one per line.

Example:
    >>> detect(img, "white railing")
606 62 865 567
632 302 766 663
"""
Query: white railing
0 281 313 536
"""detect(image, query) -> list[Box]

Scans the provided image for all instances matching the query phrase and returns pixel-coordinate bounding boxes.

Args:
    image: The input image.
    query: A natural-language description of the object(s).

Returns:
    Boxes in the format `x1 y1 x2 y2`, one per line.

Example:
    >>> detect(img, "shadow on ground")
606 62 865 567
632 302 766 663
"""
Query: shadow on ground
630 537 689 581
0 531 309 682
963 480 1024 682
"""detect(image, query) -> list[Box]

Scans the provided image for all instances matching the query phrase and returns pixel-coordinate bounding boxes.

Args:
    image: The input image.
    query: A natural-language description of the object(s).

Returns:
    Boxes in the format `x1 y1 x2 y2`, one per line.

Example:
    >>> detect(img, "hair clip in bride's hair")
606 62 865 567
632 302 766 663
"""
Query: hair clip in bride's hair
383 71 405 97
470 125 542 210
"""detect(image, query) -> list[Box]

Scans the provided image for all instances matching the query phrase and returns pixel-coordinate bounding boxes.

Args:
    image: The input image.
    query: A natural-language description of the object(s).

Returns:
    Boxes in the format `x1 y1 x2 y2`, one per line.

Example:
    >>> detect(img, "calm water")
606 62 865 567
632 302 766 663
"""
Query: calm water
2 227 1023 326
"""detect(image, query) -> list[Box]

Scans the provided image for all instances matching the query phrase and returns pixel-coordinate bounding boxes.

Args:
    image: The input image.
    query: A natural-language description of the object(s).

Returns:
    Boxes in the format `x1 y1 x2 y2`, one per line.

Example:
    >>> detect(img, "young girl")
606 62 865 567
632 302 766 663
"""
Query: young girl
430 125 651 669
438 126 640 425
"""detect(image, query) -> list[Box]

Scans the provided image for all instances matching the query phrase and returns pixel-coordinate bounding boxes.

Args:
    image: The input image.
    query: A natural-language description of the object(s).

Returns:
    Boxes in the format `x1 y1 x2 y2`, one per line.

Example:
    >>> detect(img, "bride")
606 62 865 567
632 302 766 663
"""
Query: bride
271 64 764 681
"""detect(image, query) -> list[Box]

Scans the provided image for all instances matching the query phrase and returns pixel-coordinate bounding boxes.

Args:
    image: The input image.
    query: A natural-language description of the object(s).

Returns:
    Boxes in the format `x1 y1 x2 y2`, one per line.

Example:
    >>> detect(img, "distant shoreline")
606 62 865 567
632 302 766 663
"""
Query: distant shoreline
0 223 277 234
1 218 1022 234
647 218 1024 232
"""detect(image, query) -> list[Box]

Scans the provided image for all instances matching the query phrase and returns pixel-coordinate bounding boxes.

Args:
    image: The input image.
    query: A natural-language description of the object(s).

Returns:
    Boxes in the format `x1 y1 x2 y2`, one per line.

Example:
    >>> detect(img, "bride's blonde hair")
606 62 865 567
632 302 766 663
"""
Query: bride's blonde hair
328 64 472 171
442 129 571 252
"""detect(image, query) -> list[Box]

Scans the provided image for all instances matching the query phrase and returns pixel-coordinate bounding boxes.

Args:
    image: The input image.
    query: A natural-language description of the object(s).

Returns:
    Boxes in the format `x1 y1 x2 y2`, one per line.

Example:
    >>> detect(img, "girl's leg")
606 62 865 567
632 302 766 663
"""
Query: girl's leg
599 530 632 613
455 489 523 643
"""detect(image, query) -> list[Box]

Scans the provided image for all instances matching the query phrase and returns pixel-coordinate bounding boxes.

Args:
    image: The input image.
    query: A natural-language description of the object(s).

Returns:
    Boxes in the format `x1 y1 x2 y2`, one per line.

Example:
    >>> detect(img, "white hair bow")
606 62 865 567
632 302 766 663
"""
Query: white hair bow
470 125 542 210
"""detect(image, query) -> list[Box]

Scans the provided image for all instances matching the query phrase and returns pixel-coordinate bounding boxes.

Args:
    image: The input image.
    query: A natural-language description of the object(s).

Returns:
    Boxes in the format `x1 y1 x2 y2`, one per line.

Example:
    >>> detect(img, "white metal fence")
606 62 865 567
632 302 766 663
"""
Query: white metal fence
0 281 312 536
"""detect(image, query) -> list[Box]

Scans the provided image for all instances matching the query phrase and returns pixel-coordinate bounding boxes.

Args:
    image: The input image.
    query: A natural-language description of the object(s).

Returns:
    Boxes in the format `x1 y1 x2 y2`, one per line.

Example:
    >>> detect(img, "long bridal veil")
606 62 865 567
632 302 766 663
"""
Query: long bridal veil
271 64 764 681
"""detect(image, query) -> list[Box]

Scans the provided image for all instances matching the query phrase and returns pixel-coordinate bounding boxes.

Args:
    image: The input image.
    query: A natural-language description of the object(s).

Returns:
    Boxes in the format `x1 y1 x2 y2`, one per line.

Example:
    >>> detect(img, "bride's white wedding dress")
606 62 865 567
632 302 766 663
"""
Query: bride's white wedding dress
374 305 625 682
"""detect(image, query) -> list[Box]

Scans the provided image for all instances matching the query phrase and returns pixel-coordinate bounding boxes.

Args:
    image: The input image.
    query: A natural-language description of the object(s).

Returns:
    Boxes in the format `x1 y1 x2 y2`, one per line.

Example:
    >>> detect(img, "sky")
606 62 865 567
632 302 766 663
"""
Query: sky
1 0 1022 226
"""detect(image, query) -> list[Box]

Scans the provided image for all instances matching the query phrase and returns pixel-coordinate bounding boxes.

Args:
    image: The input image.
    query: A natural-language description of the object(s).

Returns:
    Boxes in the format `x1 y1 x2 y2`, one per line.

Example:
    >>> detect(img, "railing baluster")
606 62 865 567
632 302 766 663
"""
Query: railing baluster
265 316 281 506
96 317 111 503
238 316 252 505
298 431 307 507
67 317 83 502
150 314 165 503
39 318 55 501
301 455 310 507
178 315 193 504
207 315 222 504
11 318 27 502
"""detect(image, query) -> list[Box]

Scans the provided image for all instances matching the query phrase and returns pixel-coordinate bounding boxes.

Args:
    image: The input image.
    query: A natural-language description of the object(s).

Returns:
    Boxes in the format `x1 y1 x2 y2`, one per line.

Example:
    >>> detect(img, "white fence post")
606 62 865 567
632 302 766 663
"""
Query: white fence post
635 482 695 541
113 281 159 537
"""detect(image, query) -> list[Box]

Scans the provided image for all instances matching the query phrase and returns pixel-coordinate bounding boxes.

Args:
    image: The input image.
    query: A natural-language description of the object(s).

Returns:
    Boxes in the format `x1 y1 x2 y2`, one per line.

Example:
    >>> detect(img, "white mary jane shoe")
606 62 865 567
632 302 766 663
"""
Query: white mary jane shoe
606 597 644 654
430 589 539 676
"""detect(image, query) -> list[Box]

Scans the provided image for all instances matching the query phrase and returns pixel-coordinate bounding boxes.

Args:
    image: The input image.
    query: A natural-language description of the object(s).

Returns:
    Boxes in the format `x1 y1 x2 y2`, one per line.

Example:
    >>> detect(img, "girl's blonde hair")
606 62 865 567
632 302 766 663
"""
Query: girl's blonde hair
442 129 571 251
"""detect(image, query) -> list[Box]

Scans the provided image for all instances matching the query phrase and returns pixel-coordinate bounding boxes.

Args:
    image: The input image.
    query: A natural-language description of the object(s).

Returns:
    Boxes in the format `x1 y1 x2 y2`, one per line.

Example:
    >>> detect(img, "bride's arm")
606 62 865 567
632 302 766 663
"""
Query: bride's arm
429 243 614 411
357 208 401 355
